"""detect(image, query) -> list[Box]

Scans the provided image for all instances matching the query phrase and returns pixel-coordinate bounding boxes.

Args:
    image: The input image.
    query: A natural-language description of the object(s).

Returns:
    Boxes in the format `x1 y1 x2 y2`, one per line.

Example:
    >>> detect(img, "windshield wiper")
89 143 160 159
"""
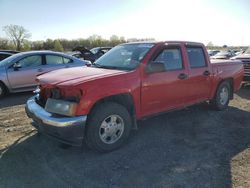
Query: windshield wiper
92 63 121 70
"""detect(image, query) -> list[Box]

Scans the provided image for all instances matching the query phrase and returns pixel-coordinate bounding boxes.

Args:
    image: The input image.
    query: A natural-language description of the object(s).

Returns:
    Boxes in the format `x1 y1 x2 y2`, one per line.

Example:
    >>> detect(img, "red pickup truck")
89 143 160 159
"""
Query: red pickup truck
26 41 243 152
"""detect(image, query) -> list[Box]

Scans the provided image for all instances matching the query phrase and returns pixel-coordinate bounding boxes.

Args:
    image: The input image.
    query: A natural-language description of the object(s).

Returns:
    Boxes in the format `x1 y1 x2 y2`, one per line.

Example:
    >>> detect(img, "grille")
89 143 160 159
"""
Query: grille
244 63 250 72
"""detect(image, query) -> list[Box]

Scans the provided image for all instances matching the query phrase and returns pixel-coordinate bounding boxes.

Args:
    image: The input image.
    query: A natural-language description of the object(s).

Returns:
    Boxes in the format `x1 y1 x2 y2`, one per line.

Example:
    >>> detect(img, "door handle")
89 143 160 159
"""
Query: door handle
178 73 188 80
37 68 43 72
203 70 210 76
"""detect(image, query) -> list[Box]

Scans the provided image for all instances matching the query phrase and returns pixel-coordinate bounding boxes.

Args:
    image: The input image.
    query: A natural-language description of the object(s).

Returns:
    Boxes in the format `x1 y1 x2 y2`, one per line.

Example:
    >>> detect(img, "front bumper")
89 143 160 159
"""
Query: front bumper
25 96 87 146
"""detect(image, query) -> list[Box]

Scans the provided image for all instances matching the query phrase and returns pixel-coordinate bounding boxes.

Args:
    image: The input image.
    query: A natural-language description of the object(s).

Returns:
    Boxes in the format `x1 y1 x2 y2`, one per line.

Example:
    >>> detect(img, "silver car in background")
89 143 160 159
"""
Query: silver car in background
0 51 86 98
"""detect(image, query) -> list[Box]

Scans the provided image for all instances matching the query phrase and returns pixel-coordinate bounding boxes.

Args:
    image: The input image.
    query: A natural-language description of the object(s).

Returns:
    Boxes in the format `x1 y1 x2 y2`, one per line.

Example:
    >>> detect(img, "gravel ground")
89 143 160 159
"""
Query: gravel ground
0 85 250 188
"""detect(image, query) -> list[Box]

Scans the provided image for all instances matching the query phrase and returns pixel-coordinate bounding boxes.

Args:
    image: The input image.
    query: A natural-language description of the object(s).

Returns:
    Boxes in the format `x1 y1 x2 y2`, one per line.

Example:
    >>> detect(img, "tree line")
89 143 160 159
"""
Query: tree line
2 25 246 52
0 25 155 52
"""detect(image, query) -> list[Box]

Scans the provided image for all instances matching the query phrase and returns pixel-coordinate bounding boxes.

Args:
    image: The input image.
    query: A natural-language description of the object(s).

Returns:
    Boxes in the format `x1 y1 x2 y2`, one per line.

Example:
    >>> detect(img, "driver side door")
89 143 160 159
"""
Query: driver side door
141 45 189 117
7 55 43 91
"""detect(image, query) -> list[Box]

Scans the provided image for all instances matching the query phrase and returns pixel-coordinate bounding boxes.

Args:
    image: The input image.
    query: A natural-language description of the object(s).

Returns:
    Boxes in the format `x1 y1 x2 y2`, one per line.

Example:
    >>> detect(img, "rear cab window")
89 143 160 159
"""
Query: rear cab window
187 47 207 68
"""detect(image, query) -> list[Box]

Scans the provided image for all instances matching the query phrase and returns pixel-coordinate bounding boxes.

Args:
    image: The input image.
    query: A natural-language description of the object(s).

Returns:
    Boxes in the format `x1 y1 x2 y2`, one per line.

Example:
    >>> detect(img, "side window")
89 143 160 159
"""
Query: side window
17 55 42 68
153 48 183 71
46 55 64 65
187 47 206 68
63 57 73 64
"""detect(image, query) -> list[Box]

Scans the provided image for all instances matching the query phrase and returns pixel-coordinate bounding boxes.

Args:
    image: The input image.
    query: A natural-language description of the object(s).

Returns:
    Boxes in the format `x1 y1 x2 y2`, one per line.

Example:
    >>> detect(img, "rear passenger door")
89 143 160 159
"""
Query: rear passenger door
185 46 212 102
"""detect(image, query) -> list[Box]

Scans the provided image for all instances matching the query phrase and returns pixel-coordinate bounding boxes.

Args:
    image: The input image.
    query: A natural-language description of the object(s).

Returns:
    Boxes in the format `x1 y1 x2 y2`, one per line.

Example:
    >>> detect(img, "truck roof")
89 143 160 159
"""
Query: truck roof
121 41 204 46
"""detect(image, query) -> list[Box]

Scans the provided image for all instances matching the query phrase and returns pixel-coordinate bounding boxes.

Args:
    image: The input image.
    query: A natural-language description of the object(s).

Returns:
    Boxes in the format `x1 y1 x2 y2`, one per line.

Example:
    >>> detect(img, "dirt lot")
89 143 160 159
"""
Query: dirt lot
0 85 250 188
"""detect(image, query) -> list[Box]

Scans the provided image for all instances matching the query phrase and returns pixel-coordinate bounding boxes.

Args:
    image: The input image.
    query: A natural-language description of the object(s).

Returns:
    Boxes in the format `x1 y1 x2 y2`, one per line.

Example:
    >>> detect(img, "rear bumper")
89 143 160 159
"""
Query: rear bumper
25 96 87 146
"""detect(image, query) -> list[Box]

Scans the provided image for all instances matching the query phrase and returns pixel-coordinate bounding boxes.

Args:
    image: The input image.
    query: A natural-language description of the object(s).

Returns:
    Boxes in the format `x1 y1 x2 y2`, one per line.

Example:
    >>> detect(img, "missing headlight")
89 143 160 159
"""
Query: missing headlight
51 89 61 99
45 98 77 117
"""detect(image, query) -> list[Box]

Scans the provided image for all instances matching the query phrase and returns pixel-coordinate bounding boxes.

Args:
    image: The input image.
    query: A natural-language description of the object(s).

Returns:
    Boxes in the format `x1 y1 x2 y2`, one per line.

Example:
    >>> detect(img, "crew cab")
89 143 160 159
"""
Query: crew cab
26 41 243 152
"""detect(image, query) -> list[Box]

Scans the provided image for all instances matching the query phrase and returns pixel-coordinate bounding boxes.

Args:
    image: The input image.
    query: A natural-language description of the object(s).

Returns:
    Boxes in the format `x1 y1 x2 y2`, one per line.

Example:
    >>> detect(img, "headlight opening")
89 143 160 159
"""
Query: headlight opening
45 98 77 117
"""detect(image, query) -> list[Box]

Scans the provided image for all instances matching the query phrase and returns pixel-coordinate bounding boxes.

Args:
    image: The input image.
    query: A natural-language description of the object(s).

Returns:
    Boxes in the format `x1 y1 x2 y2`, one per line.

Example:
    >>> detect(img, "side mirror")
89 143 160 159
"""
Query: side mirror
145 62 165 73
13 63 22 71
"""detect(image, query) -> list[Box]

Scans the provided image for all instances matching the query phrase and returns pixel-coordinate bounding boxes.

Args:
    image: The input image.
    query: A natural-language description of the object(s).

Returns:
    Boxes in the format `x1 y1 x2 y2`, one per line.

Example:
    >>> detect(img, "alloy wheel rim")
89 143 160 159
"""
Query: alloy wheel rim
99 115 125 144
219 87 229 105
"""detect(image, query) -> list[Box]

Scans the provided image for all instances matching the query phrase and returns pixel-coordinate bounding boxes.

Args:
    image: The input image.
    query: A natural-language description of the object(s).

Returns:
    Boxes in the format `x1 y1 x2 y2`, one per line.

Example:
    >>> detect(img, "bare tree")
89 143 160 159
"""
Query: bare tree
3 25 31 50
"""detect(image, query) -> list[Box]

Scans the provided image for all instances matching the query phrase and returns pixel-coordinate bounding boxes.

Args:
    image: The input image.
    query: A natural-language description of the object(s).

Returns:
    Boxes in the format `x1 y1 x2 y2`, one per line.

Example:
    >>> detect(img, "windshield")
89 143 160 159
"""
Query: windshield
90 47 99 54
0 53 20 66
93 43 154 70
245 47 250 54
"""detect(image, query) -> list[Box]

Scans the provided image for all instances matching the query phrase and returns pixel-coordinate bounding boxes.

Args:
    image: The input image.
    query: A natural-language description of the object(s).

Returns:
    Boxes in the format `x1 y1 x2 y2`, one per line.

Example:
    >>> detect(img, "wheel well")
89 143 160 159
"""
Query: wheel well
0 81 9 93
89 93 137 129
218 78 233 99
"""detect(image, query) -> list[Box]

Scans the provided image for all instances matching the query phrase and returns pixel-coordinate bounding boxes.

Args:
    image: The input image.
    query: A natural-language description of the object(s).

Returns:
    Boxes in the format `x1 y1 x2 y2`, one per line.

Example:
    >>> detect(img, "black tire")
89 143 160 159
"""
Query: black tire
85 102 132 152
211 81 231 111
0 82 7 98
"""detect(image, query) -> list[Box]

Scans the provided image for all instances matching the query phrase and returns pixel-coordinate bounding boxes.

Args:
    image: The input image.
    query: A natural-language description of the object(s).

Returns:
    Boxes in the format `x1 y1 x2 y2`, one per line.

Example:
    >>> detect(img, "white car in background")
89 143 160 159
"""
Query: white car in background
0 51 87 98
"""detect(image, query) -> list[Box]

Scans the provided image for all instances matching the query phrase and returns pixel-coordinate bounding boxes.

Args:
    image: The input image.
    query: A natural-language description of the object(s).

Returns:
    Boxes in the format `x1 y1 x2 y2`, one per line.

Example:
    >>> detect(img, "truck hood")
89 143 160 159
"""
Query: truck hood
37 66 127 86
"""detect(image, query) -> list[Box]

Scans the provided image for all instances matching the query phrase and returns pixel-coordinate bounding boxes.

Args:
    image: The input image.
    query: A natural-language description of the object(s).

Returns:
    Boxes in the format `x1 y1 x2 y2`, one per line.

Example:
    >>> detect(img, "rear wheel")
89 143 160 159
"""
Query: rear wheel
211 81 231 110
85 102 132 152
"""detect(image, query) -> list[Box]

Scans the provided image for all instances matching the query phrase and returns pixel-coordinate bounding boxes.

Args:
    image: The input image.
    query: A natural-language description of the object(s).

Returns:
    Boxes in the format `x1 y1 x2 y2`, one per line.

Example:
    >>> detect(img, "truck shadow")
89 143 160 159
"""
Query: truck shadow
1 105 250 187
0 92 33 108
236 83 250 100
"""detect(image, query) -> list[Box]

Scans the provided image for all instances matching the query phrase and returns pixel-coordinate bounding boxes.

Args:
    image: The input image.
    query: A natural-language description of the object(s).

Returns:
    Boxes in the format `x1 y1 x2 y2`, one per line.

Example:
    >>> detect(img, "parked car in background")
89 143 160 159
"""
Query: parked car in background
0 50 20 61
211 51 236 59
69 51 83 59
26 41 243 152
0 52 13 61
0 51 86 98
207 50 220 57
0 50 20 54
235 50 244 56
90 47 111 55
232 47 250 81
72 46 112 62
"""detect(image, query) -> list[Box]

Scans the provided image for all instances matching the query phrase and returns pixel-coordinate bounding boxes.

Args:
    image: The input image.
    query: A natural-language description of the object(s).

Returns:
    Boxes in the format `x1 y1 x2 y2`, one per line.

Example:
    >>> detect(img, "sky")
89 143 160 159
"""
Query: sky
0 0 249 46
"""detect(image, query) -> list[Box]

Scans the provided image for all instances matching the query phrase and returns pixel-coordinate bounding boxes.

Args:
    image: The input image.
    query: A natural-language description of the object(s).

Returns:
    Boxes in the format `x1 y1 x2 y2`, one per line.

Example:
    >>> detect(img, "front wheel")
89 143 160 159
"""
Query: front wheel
211 81 231 110
0 83 7 98
85 102 132 152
